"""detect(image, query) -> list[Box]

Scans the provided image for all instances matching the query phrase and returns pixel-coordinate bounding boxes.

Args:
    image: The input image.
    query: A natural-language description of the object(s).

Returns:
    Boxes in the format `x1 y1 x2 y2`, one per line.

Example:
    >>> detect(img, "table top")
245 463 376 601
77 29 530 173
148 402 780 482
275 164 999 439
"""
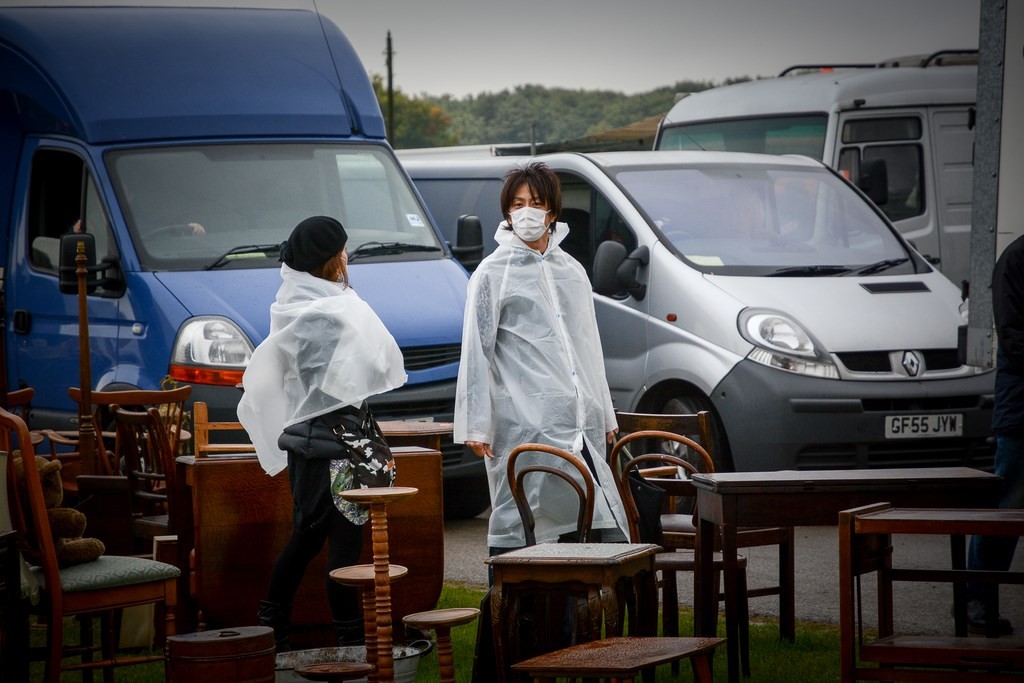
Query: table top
485 542 660 566
852 506 1024 535
511 636 724 674
377 420 453 437
692 467 998 493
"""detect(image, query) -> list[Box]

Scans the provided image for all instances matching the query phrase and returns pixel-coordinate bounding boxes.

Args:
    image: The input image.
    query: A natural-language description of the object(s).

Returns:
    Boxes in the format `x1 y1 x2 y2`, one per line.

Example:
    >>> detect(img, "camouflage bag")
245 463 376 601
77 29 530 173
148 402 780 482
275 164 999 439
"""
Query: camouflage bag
279 405 396 525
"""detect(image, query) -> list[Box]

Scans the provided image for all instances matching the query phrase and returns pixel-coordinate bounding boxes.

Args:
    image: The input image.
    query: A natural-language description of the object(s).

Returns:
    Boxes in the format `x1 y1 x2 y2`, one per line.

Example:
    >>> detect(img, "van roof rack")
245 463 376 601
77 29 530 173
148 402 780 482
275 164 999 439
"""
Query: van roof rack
778 64 876 77
779 49 978 77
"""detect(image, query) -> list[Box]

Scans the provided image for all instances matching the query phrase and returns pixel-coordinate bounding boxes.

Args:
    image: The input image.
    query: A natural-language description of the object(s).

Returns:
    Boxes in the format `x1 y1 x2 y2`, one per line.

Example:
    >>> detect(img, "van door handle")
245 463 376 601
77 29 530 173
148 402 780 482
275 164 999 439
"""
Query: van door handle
13 309 31 335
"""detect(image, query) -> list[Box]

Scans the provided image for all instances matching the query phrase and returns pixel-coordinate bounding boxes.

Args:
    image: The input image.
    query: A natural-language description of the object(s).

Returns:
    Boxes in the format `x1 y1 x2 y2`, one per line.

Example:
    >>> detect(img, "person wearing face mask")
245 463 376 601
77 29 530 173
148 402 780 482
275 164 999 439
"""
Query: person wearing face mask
454 161 628 565
238 215 407 651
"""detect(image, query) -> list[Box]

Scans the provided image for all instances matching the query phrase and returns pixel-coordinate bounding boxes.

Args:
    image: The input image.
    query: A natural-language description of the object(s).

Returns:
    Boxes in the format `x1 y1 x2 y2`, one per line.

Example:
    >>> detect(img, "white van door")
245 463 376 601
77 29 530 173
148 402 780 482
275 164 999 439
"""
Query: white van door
554 170 649 412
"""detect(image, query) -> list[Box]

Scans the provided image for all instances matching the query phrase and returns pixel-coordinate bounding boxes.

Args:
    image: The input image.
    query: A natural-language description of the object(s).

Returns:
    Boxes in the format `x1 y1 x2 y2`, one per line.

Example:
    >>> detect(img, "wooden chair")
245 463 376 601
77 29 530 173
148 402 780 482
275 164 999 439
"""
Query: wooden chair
41 385 192 478
3 387 44 450
501 443 604 674
110 404 181 554
0 406 179 683
507 443 596 547
191 400 254 456
610 429 751 675
615 411 795 633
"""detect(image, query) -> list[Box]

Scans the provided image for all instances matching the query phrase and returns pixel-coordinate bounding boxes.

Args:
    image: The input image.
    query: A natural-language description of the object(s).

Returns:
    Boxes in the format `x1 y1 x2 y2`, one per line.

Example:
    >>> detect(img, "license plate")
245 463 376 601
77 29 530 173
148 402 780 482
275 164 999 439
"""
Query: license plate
884 413 963 439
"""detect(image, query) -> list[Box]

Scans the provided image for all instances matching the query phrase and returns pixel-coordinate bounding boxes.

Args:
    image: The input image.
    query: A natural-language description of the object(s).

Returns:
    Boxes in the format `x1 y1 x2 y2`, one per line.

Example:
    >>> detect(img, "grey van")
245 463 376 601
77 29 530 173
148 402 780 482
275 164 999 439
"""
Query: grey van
403 151 994 472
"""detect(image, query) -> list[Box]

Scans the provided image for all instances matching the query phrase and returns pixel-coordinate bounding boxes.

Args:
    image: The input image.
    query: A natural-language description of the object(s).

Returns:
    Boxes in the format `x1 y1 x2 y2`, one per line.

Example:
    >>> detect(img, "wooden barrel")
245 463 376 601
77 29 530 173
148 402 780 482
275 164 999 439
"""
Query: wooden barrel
166 626 275 683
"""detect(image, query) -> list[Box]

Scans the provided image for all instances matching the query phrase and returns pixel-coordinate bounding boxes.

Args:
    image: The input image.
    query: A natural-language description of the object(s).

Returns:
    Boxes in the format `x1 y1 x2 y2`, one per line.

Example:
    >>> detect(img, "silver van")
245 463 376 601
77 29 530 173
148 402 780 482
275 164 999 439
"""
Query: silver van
655 53 977 289
403 150 994 472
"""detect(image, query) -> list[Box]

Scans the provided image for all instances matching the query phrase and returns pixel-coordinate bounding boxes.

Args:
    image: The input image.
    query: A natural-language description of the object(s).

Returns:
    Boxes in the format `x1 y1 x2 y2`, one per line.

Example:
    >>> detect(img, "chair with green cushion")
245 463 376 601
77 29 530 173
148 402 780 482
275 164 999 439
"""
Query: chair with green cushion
0 406 180 683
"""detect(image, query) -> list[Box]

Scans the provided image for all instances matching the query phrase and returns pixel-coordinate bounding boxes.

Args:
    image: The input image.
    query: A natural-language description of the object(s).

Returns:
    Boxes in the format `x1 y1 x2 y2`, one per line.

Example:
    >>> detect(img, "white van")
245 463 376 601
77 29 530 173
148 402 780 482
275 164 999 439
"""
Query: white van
403 151 995 472
655 52 977 290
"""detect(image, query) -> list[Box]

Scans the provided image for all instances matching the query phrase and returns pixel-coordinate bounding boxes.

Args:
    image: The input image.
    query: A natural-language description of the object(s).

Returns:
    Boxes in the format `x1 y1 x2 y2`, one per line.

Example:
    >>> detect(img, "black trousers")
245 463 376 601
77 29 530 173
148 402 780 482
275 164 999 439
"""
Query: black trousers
266 450 363 622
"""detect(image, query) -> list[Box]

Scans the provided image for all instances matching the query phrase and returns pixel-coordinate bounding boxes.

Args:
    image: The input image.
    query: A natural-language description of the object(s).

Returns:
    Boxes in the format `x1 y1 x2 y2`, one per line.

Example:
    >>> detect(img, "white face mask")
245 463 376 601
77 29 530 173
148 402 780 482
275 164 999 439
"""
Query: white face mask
509 206 549 242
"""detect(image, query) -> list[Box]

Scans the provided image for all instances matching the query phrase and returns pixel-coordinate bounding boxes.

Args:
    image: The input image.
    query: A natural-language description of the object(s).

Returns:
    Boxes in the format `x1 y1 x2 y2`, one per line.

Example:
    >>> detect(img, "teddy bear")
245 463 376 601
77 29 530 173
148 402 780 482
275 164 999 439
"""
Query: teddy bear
12 452 105 567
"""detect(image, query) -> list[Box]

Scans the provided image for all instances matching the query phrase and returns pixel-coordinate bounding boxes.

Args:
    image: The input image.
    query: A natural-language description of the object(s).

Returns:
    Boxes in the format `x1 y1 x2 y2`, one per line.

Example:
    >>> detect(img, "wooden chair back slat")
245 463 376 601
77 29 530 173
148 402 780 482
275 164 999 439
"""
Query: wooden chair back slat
111 405 177 545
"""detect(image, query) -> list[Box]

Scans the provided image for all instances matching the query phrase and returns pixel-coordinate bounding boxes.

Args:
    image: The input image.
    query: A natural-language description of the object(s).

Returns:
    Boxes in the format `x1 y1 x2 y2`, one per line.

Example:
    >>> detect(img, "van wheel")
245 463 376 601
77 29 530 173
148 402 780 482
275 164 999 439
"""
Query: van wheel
443 476 491 519
659 394 731 472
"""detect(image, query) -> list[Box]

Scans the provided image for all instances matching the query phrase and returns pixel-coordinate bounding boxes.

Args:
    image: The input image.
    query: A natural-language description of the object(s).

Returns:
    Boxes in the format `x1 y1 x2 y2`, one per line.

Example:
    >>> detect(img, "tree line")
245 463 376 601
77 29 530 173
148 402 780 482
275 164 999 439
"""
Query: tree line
371 75 752 150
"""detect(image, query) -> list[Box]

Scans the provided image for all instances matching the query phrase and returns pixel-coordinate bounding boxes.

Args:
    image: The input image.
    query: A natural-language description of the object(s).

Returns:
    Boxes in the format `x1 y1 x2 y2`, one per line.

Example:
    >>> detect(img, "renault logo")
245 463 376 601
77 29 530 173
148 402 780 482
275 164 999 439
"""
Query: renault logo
902 351 921 377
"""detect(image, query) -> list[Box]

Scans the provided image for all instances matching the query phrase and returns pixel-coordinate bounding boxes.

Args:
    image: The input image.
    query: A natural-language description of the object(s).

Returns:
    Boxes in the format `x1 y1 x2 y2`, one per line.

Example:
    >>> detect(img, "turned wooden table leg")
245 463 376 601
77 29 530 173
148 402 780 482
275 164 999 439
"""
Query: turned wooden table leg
337 487 418 683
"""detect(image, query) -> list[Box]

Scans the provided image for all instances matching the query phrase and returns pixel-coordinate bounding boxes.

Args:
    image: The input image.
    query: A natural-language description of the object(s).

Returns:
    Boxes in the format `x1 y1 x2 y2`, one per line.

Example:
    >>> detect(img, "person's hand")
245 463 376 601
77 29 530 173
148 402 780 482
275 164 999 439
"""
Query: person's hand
187 222 207 235
606 429 618 444
466 441 494 459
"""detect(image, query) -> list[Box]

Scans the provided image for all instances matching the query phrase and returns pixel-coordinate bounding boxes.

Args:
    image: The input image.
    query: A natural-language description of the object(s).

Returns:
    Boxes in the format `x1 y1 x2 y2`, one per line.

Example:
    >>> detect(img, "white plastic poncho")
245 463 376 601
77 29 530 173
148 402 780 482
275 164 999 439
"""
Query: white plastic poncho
454 222 628 548
238 265 407 476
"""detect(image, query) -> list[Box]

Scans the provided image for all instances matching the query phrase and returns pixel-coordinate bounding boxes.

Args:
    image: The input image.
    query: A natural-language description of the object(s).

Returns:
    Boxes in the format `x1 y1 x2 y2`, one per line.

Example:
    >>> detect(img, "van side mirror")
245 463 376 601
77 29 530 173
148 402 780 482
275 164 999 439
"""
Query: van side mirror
592 241 649 300
451 214 484 271
58 232 98 294
857 158 889 207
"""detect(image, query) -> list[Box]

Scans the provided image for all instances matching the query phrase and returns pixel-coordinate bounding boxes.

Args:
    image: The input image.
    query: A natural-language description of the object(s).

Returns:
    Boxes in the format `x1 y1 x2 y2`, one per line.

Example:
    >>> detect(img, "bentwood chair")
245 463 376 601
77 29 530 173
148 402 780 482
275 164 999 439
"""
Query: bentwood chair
0 407 179 683
610 429 751 676
615 411 794 636
508 443 596 547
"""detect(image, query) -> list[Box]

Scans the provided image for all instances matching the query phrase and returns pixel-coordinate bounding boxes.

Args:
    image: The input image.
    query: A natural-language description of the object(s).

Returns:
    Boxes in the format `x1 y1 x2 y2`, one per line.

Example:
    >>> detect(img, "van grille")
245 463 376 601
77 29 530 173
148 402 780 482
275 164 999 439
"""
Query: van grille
403 344 461 371
835 349 964 374
795 436 994 470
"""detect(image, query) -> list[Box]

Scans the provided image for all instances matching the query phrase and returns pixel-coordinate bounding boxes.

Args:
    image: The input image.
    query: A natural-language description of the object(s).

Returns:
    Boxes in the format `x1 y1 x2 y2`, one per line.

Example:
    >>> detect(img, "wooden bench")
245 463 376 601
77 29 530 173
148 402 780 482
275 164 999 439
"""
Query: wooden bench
511 636 724 682
839 503 1024 682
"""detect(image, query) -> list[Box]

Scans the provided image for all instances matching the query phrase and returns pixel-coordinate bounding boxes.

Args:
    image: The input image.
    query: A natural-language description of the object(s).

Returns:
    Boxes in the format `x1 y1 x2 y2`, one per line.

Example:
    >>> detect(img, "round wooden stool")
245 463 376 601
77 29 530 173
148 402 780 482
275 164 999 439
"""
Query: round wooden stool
337 486 418 683
330 563 408 683
403 607 480 683
295 661 375 682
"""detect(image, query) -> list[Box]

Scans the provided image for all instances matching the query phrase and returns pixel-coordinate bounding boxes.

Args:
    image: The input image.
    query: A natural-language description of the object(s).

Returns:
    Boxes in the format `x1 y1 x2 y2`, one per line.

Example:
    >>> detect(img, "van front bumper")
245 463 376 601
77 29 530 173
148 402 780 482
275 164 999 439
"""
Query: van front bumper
711 359 996 472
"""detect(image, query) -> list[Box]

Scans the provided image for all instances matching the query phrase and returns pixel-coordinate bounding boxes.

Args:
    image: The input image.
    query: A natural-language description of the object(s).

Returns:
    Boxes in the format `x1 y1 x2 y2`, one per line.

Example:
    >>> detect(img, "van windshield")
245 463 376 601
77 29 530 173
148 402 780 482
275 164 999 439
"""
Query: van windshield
615 164 916 277
658 115 827 158
108 143 441 271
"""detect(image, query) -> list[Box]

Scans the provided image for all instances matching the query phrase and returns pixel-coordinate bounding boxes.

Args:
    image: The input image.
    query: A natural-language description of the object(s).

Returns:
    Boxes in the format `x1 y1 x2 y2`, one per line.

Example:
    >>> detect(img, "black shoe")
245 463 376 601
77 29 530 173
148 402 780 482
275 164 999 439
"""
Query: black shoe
968 616 1013 636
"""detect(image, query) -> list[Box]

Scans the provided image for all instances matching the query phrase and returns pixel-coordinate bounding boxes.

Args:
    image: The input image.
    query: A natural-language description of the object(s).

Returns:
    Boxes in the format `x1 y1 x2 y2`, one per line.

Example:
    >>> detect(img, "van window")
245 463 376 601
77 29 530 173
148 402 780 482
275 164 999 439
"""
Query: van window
837 116 925 222
614 164 913 277
558 173 636 276
27 149 120 295
108 143 440 271
658 115 827 158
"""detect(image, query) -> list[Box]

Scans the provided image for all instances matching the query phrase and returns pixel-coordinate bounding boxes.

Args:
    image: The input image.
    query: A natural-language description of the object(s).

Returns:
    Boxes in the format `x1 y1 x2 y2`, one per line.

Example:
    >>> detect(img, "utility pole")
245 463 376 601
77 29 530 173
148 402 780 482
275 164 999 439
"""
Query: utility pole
386 30 394 144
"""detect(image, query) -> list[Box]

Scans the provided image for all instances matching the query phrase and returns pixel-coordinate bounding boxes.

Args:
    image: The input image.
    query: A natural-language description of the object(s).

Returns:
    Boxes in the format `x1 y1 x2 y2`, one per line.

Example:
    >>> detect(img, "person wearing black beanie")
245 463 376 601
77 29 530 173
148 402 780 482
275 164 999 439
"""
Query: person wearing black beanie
239 215 407 651
280 215 349 274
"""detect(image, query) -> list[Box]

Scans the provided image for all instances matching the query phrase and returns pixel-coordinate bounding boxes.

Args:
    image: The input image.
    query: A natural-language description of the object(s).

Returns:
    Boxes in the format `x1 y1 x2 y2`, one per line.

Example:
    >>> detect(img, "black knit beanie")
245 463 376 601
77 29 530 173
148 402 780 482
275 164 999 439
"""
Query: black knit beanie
280 216 348 272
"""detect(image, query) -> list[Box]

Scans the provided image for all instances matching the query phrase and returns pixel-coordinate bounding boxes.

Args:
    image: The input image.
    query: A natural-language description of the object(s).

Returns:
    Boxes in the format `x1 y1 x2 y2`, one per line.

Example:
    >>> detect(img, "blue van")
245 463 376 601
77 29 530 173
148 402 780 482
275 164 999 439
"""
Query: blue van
0 5 486 515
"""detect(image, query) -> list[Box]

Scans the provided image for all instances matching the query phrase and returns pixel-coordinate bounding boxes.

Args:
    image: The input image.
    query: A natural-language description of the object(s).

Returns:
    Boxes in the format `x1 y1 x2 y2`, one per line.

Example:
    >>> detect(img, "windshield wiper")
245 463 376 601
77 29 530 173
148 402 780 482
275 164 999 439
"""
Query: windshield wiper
347 241 441 262
205 244 282 270
767 265 852 277
850 257 910 276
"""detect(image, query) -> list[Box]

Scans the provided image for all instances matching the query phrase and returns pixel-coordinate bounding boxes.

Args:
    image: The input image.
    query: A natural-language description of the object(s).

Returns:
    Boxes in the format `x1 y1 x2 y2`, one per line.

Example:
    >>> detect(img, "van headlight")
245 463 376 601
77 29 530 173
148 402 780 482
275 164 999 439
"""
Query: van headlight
738 309 839 379
168 316 254 386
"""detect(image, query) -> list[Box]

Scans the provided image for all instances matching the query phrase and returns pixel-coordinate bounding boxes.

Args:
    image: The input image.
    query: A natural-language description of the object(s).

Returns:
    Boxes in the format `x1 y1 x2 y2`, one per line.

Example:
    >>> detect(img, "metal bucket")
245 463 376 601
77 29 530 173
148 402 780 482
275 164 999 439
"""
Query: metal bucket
274 640 432 683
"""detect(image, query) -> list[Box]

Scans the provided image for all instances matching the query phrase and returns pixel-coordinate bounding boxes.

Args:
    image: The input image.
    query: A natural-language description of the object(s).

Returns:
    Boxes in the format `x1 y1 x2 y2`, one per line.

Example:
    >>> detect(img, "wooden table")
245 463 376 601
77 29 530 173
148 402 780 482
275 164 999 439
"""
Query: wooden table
485 542 660 683
692 467 1002 683
840 504 1024 682
174 446 443 643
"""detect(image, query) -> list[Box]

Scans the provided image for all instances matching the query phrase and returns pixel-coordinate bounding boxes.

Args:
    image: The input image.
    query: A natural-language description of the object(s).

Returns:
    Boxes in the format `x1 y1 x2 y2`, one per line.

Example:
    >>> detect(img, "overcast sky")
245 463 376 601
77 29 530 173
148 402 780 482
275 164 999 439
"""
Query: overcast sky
318 0 981 98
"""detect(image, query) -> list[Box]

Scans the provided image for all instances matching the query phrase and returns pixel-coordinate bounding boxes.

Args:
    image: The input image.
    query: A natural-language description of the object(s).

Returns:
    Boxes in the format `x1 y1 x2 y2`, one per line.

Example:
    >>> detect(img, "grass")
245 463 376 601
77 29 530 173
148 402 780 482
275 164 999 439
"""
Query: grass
28 582 843 682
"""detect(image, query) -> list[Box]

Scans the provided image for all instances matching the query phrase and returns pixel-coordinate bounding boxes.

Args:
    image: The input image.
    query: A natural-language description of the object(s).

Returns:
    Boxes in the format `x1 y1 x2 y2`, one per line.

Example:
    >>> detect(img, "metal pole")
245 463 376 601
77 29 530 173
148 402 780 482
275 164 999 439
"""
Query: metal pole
75 240 97 474
386 30 394 144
